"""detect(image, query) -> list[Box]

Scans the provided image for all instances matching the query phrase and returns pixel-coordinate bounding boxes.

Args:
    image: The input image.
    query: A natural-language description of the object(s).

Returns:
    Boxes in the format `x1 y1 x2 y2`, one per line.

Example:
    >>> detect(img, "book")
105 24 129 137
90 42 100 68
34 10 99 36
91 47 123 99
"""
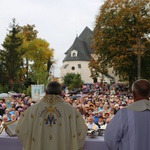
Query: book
3 120 18 136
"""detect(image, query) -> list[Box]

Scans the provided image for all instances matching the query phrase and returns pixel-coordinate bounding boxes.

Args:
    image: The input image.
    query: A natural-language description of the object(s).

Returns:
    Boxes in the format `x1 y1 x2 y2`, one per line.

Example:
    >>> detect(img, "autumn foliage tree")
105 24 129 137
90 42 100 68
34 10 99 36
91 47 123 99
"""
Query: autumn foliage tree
25 38 53 84
0 19 54 92
18 24 38 80
19 24 54 86
90 0 150 86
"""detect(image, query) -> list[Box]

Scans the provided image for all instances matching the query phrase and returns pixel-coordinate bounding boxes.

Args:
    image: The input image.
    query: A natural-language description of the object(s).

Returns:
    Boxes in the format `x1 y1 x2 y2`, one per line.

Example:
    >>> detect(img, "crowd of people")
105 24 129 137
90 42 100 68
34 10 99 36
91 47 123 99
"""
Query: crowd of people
0 94 32 128
63 82 132 130
1 79 150 150
0 82 132 131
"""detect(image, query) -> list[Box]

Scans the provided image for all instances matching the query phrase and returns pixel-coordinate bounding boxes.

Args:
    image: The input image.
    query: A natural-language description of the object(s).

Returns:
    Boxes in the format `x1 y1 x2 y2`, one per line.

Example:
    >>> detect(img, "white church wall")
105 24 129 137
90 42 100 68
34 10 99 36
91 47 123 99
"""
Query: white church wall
61 61 93 83
60 62 120 84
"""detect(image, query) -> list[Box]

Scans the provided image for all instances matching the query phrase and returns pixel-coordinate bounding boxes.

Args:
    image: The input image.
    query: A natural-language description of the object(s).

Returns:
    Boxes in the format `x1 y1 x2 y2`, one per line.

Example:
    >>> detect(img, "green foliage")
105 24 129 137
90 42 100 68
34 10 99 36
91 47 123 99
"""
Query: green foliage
0 85 9 93
91 0 150 84
23 86 31 96
18 24 38 80
19 25 54 86
25 38 53 85
0 18 23 90
62 73 84 90
0 19 54 92
11 82 26 93
31 67 49 85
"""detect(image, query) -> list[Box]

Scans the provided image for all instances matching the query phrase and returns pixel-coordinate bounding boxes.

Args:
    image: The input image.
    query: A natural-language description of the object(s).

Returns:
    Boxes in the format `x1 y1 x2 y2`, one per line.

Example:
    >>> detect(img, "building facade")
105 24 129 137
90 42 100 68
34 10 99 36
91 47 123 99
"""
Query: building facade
60 27 119 84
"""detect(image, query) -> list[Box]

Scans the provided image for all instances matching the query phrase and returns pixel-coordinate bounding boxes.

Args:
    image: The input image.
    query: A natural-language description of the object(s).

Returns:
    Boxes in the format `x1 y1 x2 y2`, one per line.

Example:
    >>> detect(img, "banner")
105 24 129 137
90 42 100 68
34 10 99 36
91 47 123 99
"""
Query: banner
31 85 45 102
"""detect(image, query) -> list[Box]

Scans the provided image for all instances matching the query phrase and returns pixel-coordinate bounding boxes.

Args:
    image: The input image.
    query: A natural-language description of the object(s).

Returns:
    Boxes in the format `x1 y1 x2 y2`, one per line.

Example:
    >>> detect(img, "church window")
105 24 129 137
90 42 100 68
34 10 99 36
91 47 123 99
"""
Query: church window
78 64 81 68
72 53 76 57
71 50 78 57
71 66 75 70
64 64 69 69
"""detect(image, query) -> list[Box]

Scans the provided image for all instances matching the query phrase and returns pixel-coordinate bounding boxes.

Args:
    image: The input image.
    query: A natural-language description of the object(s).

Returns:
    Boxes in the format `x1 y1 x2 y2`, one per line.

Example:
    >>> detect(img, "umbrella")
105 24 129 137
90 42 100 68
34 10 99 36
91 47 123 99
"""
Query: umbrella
0 93 9 98
68 89 81 94
70 94 82 100
8 91 21 97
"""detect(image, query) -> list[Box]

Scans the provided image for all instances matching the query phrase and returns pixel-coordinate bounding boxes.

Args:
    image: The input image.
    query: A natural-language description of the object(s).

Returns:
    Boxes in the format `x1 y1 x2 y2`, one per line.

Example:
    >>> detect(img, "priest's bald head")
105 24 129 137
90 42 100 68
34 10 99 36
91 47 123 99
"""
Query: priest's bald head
45 81 62 95
132 79 150 101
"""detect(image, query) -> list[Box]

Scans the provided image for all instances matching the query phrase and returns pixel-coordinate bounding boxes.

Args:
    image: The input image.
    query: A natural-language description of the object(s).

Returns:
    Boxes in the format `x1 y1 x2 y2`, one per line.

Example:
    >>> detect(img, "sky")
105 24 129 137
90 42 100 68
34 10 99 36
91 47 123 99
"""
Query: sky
0 0 105 77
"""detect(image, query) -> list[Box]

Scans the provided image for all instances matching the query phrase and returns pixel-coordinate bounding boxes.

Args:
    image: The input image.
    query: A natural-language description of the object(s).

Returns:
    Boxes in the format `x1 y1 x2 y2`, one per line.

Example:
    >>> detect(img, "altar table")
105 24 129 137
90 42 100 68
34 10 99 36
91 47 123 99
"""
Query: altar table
0 131 109 150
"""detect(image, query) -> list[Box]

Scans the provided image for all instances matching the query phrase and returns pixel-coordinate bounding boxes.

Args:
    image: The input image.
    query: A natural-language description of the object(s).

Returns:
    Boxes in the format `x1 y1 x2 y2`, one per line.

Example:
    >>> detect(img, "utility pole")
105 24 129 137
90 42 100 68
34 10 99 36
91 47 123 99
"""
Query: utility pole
128 37 148 79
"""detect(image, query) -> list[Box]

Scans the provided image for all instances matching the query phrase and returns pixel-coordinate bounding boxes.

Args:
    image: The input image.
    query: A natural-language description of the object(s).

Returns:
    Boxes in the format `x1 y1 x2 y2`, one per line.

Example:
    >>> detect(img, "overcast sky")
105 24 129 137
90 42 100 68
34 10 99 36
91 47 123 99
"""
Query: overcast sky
0 0 105 77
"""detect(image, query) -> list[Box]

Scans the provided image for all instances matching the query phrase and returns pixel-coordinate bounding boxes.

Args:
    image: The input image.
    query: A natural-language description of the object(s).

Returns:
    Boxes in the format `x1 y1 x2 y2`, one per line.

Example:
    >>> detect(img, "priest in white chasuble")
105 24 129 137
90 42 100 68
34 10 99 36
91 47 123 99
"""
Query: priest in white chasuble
16 81 87 150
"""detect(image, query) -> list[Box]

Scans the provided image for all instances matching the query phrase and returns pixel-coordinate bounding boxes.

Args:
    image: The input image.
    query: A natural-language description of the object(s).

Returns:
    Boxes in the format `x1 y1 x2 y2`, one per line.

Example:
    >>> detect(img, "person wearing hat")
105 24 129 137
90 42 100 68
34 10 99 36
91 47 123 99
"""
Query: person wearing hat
16 81 87 150
104 79 150 150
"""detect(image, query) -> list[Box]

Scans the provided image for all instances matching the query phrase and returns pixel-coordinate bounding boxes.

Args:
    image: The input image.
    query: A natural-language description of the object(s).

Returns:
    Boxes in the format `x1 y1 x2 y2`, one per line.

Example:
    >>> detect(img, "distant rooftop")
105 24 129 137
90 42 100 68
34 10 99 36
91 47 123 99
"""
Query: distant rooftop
63 26 93 62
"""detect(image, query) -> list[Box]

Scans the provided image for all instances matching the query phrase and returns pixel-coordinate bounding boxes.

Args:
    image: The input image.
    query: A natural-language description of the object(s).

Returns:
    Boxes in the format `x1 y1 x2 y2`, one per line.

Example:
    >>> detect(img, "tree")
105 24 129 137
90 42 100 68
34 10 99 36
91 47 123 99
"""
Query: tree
19 24 38 41
19 24 38 79
27 38 54 84
62 73 84 90
89 55 107 83
0 18 23 90
18 25 54 86
0 20 54 92
90 0 150 86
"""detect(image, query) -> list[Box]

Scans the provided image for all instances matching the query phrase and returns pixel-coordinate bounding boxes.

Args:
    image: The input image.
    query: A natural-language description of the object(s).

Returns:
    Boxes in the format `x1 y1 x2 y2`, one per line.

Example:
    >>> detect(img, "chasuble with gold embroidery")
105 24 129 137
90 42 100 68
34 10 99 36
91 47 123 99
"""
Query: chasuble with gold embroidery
16 95 87 150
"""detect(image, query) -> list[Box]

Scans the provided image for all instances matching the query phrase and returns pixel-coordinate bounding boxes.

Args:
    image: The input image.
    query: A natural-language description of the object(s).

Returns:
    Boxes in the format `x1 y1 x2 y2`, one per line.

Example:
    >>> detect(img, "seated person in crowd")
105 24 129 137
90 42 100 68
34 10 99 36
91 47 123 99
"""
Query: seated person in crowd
101 117 110 130
104 112 110 123
10 114 17 121
96 116 105 128
86 116 99 130
2 115 8 124
1 115 8 130
93 111 100 124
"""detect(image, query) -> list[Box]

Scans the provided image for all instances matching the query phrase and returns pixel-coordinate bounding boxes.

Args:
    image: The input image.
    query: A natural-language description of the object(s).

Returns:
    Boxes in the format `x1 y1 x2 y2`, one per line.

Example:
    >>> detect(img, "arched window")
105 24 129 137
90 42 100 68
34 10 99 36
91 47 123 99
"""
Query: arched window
71 50 78 57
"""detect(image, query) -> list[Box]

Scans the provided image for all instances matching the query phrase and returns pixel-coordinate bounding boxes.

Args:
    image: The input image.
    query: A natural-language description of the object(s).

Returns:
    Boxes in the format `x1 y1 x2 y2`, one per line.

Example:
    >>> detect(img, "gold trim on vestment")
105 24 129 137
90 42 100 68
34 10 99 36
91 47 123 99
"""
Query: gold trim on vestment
41 94 64 104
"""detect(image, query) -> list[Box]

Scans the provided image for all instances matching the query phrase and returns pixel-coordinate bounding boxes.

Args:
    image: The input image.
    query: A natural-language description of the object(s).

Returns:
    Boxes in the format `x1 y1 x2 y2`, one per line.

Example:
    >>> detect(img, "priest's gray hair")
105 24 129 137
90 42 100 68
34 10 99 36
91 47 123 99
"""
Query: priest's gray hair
132 79 150 97
46 81 62 95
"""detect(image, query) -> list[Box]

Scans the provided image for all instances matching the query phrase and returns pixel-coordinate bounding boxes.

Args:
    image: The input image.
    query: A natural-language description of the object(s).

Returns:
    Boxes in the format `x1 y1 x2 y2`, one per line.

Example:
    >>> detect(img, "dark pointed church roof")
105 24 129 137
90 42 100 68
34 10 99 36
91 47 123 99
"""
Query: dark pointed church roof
63 26 93 62
79 26 93 54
